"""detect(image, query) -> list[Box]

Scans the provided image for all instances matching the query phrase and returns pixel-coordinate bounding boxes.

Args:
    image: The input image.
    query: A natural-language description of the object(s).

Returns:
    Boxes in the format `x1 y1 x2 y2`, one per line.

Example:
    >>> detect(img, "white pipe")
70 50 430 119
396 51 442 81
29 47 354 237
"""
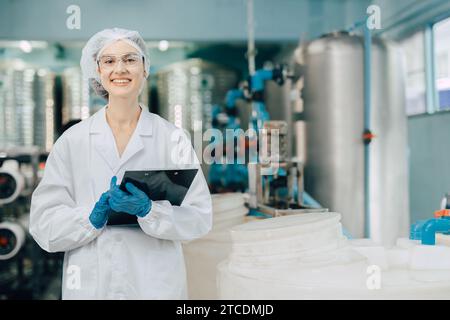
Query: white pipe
0 160 25 205
0 221 26 260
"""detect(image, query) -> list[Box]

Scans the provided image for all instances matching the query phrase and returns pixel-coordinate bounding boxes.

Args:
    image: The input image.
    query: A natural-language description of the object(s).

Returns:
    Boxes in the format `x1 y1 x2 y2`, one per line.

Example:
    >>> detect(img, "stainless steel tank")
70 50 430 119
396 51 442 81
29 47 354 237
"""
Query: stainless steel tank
299 32 409 245
34 68 56 152
0 61 35 148
156 59 238 134
61 67 90 125
0 61 55 151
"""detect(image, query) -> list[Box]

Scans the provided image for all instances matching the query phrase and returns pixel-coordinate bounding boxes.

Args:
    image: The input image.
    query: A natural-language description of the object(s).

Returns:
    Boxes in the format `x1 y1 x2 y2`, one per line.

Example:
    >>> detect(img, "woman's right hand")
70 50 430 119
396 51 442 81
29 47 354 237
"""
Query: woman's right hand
89 192 111 229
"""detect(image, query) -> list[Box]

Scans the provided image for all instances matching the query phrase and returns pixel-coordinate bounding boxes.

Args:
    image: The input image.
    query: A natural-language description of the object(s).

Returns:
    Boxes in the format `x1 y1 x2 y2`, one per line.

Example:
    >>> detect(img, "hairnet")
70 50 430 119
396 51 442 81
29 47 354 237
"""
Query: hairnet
80 28 150 97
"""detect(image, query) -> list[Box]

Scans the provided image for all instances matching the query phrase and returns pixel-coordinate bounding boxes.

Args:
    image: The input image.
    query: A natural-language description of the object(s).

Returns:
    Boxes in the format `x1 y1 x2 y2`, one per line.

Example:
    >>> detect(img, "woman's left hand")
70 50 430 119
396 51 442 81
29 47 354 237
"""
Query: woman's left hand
108 176 152 217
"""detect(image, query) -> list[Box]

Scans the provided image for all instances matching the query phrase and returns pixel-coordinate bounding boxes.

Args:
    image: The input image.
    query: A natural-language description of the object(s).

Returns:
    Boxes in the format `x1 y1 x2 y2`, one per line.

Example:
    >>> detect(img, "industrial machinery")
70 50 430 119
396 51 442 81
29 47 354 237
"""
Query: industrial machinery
0 60 56 152
0 221 26 261
0 147 41 205
156 59 238 135
220 65 325 217
410 195 450 246
252 121 305 210
208 102 248 193
0 147 61 299
61 67 91 125
156 59 238 177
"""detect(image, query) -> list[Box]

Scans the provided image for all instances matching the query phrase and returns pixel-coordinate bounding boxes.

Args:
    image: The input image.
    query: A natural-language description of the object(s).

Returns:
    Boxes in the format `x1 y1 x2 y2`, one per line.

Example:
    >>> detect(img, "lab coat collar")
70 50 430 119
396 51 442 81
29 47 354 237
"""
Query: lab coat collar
90 105 153 136
90 105 154 174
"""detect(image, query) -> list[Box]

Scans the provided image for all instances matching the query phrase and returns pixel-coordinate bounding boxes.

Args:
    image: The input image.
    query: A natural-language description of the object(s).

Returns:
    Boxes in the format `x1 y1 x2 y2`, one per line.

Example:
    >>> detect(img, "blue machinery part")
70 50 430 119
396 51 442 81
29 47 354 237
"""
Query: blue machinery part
410 220 427 241
411 217 450 245
209 99 248 192
226 89 245 109
421 218 450 245
250 69 275 92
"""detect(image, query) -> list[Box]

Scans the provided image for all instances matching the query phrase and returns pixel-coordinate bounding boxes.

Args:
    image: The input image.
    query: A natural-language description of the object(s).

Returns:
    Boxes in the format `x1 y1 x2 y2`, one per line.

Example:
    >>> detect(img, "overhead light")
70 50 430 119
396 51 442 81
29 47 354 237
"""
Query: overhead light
158 40 170 52
0 41 47 50
19 41 32 53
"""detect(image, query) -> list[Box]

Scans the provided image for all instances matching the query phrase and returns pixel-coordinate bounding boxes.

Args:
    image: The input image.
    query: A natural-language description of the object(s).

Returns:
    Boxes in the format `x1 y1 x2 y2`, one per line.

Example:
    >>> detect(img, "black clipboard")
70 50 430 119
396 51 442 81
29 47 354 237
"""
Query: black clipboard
107 168 198 226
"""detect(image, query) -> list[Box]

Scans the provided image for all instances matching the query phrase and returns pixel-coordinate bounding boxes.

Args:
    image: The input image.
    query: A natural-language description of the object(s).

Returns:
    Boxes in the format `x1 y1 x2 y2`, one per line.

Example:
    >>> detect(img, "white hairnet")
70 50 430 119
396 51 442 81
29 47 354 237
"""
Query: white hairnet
80 28 150 97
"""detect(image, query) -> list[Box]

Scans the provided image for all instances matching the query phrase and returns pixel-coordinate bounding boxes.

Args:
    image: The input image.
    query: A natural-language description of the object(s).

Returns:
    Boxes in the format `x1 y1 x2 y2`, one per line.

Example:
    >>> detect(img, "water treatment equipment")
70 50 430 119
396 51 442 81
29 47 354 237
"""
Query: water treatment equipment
61 67 90 125
299 32 409 245
156 59 238 134
33 69 55 152
0 60 55 151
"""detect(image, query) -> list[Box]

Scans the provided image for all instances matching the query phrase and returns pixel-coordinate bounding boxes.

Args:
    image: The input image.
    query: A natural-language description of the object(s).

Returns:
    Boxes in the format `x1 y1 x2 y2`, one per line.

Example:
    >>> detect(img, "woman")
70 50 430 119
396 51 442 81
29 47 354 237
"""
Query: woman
29 28 212 299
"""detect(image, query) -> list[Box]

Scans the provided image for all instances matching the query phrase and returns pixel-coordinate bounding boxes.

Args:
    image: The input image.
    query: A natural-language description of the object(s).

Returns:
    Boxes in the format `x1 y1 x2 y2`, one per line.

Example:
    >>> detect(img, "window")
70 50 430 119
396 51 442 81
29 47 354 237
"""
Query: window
400 31 427 115
434 17 450 110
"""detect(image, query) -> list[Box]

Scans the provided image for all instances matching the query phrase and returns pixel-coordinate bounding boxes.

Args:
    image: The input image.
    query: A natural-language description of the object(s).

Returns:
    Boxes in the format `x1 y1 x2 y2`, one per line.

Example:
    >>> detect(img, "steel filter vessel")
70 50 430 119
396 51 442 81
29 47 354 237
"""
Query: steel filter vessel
0 61 35 148
0 61 55 151
61 67 90 125
300 32 409 245
34 68 56 152
156 59 238 134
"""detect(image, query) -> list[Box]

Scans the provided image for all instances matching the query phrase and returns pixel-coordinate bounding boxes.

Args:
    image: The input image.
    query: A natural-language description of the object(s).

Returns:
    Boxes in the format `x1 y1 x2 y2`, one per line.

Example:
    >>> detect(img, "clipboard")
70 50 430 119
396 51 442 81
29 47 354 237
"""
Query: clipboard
107 168 198 226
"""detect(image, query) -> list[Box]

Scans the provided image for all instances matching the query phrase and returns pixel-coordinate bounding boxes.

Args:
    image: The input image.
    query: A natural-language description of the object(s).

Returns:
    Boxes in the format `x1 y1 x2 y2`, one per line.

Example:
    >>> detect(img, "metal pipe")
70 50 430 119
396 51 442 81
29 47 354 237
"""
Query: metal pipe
363 24 372 239
247 0 256 76
425 24 438 113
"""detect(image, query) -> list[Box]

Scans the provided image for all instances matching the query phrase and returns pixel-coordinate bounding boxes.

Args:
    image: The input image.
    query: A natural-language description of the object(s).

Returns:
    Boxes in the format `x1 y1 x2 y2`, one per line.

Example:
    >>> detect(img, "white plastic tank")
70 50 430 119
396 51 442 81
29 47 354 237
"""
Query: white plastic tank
183 193 249 299
218 213 450 299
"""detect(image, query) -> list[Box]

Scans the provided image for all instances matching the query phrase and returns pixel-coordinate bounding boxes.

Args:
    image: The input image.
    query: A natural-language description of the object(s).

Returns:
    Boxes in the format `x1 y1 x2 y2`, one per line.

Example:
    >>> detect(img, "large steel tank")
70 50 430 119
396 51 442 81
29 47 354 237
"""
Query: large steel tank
299 32 409 245
156 59 238 134
61 67 90 125
0 60 55 151
34 68 56 152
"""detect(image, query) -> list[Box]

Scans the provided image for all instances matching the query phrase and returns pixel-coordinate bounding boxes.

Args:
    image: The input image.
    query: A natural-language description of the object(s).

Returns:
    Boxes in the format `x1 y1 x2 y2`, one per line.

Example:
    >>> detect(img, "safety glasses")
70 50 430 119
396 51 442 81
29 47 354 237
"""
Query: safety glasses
97 52 144 70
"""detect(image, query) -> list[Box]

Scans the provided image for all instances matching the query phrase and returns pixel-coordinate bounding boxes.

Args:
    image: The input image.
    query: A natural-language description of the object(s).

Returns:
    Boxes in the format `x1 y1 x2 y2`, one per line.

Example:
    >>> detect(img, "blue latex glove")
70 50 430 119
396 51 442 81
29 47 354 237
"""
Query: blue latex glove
109 176 152 218
89 192 111 229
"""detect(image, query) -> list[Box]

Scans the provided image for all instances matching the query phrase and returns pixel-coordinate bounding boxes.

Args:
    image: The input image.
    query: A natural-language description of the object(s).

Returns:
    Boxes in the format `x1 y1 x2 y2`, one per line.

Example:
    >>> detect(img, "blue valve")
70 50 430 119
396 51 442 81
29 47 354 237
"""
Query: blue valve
410 220 427 240
421 217 450 245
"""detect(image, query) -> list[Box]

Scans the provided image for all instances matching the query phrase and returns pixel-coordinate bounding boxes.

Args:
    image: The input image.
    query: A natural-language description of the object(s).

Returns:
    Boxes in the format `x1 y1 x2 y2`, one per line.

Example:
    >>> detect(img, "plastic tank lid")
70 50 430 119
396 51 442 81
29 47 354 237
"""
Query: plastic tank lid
230 212 341 242
212 193 245 208
213 207 248 222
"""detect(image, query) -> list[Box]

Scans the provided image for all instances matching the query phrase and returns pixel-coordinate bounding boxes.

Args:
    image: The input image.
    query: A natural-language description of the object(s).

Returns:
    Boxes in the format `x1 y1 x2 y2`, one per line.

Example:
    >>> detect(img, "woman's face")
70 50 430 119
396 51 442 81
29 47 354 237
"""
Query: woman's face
97 40 146 99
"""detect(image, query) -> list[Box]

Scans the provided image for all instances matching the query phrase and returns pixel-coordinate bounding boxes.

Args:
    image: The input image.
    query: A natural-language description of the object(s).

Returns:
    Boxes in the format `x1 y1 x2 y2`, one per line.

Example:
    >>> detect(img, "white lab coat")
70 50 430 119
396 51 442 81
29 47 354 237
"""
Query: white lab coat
29 105 212 300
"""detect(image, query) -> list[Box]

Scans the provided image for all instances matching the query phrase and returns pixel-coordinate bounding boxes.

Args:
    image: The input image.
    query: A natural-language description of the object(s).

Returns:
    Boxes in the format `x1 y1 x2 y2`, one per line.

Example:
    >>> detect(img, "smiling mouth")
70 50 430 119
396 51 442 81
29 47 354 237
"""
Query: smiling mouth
111 79 132 84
